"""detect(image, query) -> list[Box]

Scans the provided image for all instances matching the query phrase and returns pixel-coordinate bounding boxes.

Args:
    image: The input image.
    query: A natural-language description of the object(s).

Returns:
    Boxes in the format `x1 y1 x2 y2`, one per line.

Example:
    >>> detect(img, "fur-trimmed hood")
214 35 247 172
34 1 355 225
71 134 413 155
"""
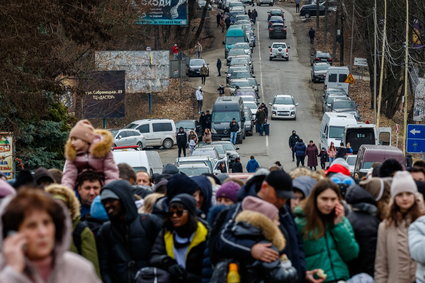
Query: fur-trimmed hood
65 129 113 161
235 210 286 251
45 184 81 220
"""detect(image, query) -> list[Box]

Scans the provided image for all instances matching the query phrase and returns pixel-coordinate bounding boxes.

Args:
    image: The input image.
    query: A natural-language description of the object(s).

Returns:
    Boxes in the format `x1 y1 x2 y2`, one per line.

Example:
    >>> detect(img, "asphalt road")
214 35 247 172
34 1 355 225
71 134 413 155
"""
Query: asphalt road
159 5 322 171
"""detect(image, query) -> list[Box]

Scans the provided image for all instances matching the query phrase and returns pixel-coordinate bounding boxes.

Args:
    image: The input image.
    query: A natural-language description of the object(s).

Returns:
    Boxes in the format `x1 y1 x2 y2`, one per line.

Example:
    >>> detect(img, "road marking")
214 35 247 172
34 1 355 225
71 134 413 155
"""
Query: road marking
266 134 269 156
257 20 265 102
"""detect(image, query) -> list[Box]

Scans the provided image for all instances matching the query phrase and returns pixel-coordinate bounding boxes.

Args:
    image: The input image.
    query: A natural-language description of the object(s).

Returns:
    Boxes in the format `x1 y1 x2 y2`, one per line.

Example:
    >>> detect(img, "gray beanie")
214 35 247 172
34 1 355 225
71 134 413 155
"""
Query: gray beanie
390 171 418 198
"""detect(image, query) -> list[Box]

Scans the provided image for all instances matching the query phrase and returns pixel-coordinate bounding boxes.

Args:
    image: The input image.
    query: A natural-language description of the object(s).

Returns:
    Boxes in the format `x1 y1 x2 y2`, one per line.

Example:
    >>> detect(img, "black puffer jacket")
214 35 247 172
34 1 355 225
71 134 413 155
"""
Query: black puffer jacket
98 180 161 283
176 131 188 147
345 185 380 277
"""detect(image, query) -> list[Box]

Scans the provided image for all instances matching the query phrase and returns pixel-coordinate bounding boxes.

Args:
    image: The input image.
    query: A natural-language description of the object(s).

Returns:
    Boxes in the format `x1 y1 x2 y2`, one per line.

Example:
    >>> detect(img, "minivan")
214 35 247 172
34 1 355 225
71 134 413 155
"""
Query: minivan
211 96 246 144
112 149 163 176
125 119 176 149
320 112 357 149
355 145 405 177
345 124 392 154
225 27 248 58
325 66 350 94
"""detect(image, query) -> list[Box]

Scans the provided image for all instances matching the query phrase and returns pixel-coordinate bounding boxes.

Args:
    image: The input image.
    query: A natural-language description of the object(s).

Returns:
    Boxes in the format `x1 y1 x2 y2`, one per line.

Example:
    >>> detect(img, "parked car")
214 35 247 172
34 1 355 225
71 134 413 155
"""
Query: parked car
110 129 145 149
227 66 251 84
229 70 253 81
227 48 251 65
311 62 331 83
243 106 254 136
112 148 163 175
257 0 273 7
125 119 177 149
323 95 350 112
177 163 212 176
269 23 287 39
211 141 240 160
330 99 361 121
232 42 252 54
267 9 284 21
175 120 202 137
240 95 258 105
346 154 357 175
269 42 290 61
230 55 254 74
270 94 298 120
187 59 209 77
244 101 258 119
268 16 284 28
311 50 333 65
300 2 327 18
355 145 405 178
235 14 251 23
323 88 348 101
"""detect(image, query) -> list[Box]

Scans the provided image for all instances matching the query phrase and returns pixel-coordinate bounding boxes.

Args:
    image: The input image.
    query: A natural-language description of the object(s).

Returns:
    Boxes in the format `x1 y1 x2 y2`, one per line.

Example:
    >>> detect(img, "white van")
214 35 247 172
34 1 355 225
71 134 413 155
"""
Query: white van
125 119 177 149
320 112 357 149
345 124 392 154
112 149 163 176
325 66 350 94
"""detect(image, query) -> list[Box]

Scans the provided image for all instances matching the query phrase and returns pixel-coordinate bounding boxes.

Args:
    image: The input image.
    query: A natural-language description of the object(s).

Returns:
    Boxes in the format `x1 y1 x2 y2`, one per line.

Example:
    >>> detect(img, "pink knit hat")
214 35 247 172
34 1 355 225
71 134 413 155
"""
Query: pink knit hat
242 196 279 223
69 120 95 143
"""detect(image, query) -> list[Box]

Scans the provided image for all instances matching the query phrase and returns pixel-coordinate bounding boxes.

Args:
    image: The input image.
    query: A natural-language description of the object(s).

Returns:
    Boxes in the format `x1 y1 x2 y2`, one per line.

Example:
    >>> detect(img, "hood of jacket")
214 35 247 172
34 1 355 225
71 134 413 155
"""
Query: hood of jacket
102 180 138 223
45 184 81 220
235 210 285 251
0 180 15 198
292 176 317 198
65 129 113 161
345 185 376 206
237 174 266 202
0 193 72 265
33 167 55 185
191 175 212 214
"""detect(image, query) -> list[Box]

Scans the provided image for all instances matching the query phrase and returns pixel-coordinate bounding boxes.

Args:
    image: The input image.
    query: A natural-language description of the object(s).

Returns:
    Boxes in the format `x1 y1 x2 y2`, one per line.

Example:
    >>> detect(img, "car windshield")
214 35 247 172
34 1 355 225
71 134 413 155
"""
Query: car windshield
176 121 195 129
333 100 355 109
231 58 249 65
241 96 255 102
212 111 240 122
270 16 283 21
231 80 251 88
234 43 250 49
245 103 257 109
314 64 330 71
346 156 357 165
362 161 374 170
327 96 347 104
272 44 287 48
190 59 205 66
229 49 246 56
329 126 345 139
274 97 293 104
178 167 210 176
226 37 245 45
317 52 331 58
234 71 251 78
125 123 138 129
220 143 236 151
247 78 257 86
192 150 217 159
110 130 118 136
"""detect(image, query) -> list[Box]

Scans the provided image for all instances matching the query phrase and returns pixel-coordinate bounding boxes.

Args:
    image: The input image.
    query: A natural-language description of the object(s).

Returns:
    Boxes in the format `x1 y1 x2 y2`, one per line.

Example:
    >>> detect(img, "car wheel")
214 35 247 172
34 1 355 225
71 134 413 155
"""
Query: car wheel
269 57 273 61
286 57 289 61
137 142 143 149
162 138 173 149
237 135 243 144
305 13 310 18
269 3 273 6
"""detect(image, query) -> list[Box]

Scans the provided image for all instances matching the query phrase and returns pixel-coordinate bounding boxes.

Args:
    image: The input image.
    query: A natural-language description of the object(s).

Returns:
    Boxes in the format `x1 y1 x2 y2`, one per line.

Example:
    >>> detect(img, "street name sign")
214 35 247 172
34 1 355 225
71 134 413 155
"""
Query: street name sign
407 124 425 153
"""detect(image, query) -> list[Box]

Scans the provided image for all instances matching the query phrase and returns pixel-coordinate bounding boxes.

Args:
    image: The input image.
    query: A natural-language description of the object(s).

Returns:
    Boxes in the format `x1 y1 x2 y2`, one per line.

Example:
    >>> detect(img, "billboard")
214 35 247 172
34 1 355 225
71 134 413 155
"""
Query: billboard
80 71 126 119
0 132 14 180
135 0 188 25
95 51 170 93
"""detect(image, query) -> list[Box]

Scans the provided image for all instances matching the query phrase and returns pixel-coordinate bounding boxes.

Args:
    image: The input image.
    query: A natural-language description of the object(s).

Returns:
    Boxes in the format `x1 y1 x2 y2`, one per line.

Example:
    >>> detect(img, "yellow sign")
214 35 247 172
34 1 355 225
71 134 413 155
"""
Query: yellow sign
344 73 355 84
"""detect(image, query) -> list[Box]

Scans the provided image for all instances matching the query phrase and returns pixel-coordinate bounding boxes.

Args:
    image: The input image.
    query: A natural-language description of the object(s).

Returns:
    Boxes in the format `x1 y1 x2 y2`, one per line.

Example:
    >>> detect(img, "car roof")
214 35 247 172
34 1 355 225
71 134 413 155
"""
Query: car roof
272 42 287 45
271 23 285 26
313 62 331 66
274 94 292 98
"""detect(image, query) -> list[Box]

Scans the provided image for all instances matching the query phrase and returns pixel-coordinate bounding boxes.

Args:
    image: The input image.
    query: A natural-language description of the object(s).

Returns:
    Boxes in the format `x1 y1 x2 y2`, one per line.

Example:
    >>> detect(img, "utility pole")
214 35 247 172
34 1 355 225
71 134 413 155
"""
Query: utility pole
373 0 377 113
340 13 345 66
349 0 355 68
316 0 320 29
376 0 387 128
332 4 339 59
402 0 409 154
324 1 329 44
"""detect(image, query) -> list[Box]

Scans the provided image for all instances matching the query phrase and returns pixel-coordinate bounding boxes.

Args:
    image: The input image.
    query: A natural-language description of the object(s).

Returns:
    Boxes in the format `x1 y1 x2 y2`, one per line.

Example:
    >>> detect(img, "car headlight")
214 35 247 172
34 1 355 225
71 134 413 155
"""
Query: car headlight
272 106 277 110
290 106 296 110
211 128 217 134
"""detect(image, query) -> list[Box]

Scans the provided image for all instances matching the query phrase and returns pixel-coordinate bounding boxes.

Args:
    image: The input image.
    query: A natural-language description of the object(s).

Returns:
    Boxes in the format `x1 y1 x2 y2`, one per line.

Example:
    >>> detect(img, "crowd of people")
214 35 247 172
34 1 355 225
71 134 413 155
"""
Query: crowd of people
1 119 425 283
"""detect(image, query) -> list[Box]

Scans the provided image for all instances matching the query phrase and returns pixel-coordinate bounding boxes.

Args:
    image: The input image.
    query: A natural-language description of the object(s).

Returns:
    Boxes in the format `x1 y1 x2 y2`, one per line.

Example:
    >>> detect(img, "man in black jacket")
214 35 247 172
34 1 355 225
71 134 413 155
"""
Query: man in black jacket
232 157 243 173
98 180 161 283
229 118 239 145
205 110 212 130
176 127 188 157
288 130 300 162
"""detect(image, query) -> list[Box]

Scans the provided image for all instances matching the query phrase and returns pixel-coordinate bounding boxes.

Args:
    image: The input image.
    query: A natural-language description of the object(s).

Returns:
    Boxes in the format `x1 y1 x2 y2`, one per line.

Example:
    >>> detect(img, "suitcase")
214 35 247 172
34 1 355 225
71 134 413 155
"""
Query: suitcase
263 123 270 136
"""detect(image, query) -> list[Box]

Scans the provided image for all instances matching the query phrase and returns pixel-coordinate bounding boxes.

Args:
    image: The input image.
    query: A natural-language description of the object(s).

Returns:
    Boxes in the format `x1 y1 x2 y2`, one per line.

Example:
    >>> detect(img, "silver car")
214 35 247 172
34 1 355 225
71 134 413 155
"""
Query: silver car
111 129 145 149
270 94 298 120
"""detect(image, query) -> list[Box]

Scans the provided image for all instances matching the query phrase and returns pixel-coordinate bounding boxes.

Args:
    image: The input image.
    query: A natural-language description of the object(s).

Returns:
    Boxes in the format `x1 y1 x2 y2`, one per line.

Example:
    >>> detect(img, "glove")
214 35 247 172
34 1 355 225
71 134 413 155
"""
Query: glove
168 264 187 282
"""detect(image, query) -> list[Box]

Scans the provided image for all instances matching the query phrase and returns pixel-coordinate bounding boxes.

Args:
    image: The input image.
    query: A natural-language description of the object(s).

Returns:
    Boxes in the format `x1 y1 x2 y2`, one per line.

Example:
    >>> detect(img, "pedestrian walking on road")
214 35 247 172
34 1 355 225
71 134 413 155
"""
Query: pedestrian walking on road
200 64 208 85
176 127 188 157
251 9 258 24
229 118 239 145
306 140 319 171
195 41 203 58
248 9 252 19
308 27 316 44
246 155 260 172
217 84 225 96
195 86 203 113
294 139 307 167
295 0 300 12
255 107 266 135
216 12 222 28
216 58 222 76
288 130 300 162
225 15 231 29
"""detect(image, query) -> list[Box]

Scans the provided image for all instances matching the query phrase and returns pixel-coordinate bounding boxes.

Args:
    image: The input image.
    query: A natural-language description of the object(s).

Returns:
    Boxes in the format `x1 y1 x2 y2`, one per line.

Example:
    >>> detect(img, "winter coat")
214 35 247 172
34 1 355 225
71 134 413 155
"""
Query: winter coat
229 121 239 133
192 175 213 219
203 131 212 144
327 147 337 159
150 221 209 283
232 161 243 173
345 185 380 277
318 150 328 163
97 181 162 283
216 59 222 69
195 90 203 101
205 114 212 129
409 215 425 283
306 144 318 167
294 141 306 157
177 131 188 147
200 66 208 76
288 134 300 149
0 195 100 283
256 109 266 124
246 159 260 173
294 207 359 282
62 130 119 190
336 147 347 158
375 218 416 283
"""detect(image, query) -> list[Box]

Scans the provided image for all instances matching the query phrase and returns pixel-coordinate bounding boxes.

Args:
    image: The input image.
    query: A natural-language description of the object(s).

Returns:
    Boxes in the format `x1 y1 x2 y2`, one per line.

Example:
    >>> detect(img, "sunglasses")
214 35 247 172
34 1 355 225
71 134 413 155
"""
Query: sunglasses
167 210 188 217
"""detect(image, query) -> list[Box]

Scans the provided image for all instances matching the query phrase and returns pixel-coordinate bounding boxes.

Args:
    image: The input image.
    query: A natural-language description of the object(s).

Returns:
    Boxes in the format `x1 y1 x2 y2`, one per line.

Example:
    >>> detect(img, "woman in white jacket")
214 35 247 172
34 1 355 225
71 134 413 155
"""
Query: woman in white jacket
409 214 425 283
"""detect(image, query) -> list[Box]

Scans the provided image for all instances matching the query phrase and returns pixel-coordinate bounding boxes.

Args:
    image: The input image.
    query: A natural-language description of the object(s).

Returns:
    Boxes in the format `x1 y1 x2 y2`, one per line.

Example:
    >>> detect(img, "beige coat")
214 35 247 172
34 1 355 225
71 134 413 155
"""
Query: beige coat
375 219 416 283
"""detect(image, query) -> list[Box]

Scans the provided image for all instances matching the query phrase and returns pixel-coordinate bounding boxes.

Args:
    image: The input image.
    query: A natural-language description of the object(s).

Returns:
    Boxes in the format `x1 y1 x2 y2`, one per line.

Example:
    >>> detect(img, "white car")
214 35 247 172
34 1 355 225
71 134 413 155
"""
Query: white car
110 129 145 149
269 94 298 120
345 154 357 175
244 101 258 119
269 42 289 61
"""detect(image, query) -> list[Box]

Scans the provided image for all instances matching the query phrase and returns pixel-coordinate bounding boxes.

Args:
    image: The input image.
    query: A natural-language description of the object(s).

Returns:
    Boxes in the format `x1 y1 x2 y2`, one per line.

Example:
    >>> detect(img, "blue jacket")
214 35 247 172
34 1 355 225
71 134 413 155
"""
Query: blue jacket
294 141 306 157
246 159 260 172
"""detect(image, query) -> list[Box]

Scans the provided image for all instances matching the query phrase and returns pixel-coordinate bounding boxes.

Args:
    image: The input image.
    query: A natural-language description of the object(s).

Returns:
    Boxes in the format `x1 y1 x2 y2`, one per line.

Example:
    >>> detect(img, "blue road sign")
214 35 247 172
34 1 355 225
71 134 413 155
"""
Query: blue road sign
407 124 425 153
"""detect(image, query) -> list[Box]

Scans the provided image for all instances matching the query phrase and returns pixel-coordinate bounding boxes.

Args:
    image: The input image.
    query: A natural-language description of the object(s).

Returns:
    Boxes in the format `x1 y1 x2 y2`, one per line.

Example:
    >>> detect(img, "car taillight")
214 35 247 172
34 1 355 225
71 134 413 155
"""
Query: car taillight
269 28 273 31
328 58 333 62
315 57 320 61
269 48 272 52
286 48 288 52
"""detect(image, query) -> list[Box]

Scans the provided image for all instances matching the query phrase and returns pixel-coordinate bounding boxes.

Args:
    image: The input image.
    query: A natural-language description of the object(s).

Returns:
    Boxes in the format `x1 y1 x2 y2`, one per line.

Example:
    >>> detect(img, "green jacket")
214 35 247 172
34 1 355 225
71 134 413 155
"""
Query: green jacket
70 219 101 278
294 207 359 282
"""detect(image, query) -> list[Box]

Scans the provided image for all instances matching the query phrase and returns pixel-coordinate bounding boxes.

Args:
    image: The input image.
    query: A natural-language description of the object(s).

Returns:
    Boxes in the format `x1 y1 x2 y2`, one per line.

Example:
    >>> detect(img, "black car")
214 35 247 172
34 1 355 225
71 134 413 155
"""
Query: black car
267 9 284 21
311 51 333 65
187 59 209 77
269 23 287 39
300 3 326 18
267 15 284 28
311 62 330 83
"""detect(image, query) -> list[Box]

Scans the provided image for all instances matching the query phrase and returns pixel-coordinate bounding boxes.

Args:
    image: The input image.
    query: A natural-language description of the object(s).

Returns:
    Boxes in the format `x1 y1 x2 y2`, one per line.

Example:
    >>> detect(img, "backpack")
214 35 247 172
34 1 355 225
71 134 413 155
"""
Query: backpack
72 221 88 255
